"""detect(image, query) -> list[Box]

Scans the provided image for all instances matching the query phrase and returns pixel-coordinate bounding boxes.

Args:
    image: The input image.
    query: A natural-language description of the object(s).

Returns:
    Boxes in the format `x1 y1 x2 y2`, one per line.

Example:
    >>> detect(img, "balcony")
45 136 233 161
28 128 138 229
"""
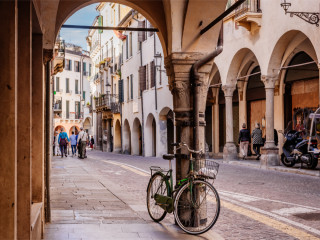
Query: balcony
75 112 84 120
95 94 120 113
53 102 62 112
234 0 262 33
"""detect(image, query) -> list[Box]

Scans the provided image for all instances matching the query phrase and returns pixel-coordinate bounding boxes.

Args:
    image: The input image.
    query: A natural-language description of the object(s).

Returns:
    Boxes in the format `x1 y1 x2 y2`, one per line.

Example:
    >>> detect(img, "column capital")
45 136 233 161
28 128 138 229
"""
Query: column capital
222 84 236 97
43 48 53 64
164 52 213 112
261 75 278 89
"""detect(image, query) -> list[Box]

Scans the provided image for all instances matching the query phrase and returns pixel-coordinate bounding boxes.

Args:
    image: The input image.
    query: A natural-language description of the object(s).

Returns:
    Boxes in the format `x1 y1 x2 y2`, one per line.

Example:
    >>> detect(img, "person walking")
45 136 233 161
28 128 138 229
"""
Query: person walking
77 127 87 159
58 128 69 158
90 136 94 150
251 123 264 160
69 131 77 157
238 123 251 160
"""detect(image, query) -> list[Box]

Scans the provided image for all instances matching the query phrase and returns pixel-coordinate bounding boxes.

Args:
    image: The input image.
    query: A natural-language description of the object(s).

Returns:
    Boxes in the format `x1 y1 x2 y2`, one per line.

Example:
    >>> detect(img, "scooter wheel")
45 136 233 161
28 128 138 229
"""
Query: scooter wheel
281 153 295 167
306 154 318 169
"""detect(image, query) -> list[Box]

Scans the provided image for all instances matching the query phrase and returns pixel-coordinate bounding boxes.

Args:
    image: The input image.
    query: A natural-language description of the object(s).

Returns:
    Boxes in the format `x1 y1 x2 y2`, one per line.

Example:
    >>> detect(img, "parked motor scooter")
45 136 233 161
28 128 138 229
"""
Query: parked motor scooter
279 123 319 169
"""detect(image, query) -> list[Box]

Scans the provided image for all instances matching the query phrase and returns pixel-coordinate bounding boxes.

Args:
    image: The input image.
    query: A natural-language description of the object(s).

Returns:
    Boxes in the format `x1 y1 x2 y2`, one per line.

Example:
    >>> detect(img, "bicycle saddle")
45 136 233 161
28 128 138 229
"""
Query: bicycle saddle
163 154 175 160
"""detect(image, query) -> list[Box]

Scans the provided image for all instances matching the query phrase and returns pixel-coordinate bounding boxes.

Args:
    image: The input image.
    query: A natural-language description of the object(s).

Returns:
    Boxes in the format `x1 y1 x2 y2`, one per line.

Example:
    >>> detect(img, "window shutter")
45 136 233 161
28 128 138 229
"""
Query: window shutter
118 79 124 103
138 21 145 42
150 61 155 88
130 75 133 100
139 66 146 92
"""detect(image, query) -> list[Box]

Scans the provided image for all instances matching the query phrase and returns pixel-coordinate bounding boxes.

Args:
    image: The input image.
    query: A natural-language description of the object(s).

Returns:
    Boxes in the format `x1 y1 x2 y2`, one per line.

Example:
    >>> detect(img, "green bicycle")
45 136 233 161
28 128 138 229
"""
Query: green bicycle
146 142 220 235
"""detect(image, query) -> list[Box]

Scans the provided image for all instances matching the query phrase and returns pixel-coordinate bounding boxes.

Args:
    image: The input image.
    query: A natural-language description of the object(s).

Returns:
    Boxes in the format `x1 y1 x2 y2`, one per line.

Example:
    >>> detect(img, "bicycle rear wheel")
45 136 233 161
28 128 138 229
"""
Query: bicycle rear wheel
146 172 169 222
173 180 220 235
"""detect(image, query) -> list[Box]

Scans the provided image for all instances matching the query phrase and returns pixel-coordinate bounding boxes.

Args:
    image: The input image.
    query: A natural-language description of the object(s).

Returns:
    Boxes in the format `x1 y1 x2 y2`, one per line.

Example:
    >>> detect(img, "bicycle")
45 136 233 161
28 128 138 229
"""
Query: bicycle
146 142 220 235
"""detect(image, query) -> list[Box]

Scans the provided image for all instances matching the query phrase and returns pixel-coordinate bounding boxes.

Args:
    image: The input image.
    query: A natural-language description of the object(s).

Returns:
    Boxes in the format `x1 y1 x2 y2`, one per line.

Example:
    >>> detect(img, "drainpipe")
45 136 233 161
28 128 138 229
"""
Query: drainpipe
140 41 145 156
191 27 223 160
153 33 157 110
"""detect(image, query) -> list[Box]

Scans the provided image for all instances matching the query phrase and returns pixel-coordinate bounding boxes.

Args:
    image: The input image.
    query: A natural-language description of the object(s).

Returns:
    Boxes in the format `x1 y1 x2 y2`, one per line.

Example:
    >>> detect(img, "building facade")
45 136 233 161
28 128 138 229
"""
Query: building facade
205 0 320 165
53 42 93 137
88 4 174 157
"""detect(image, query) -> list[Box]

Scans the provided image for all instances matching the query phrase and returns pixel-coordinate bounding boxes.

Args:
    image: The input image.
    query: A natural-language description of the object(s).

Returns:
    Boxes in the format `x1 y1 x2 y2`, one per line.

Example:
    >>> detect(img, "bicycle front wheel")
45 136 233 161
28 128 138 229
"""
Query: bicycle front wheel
174 180 220 235
146 172 169 222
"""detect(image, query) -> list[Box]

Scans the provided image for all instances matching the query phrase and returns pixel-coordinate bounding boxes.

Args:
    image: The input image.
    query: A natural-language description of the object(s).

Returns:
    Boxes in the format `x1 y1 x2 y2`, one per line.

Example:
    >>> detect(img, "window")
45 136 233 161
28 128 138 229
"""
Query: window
138 21 146 42
146 64 149 89
130 74 133 100
129 32 133 57
74 61 80 72
118 79 124 103
65 59 72 71
83 62 87 75
138 65 146 95
148 21 154 37
66 78 70 93
150 61 155 88
125 38 128 60
83 91 86 100
56 77 60 92
66 100 70 119
127 76 130 101
75 101 80 119
75 80 79 94
89 64 92 76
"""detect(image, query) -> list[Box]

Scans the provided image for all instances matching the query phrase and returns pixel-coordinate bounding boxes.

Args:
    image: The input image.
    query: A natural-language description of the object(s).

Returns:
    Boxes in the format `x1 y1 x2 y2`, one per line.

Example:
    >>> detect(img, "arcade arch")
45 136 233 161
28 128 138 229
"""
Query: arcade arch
123 119 131 154
114 119 122 153
132 118 142 156
159 107 174 155
145 113 157 157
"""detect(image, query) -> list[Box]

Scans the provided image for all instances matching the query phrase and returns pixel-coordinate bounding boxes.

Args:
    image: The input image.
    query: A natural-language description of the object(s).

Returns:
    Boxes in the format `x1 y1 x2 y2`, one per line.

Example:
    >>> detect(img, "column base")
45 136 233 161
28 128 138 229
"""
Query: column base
223 142 237 162
260 147 279 167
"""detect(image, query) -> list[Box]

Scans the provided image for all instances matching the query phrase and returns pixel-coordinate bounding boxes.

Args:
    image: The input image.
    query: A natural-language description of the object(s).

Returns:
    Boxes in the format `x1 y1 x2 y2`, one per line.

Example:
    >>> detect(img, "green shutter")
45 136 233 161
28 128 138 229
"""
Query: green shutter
83 91 86 100
118 79 124 103
98 15 103 34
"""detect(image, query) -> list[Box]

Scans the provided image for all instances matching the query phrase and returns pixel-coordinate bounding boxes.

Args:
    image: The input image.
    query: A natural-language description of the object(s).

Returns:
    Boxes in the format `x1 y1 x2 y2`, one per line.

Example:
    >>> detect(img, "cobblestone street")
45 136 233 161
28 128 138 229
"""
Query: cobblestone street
45 150 320 239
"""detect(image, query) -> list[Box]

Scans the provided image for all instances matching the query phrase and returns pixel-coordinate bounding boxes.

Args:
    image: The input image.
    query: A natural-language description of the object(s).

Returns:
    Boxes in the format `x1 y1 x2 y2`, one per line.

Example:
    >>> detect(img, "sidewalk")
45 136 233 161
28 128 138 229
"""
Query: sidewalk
44 153 224 240
210 157 320 178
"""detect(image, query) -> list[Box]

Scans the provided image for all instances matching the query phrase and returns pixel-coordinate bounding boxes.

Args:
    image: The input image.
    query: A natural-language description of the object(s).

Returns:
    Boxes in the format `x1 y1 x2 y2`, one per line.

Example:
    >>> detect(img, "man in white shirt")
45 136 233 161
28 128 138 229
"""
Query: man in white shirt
77 127 87 159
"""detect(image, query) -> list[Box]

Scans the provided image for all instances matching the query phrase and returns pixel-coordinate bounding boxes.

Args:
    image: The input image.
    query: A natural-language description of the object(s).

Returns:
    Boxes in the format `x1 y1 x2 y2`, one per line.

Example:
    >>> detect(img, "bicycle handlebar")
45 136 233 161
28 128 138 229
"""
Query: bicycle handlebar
171 142 203 154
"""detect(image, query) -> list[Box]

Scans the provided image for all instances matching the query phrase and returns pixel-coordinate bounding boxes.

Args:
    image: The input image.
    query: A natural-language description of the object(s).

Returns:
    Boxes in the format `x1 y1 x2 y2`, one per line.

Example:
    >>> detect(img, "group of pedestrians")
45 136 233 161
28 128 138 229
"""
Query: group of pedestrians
238 123 278 160
53 127 95 159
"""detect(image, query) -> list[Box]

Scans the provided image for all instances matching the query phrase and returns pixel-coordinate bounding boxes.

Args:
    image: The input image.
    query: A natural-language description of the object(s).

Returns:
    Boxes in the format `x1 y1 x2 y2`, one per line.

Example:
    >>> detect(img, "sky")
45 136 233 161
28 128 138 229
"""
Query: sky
60 4 99 50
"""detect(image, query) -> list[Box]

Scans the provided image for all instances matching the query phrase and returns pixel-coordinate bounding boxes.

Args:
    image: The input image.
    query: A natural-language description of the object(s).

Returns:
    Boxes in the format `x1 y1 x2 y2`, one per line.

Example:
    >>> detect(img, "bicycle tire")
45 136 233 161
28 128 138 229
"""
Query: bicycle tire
146 172 169 222
173 180 220 235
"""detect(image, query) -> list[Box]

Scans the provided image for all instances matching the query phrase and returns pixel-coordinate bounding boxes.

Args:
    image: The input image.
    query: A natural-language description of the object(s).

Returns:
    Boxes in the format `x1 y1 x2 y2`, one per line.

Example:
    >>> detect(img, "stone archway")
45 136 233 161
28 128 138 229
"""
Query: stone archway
132 118 142 156
123 119 131 154
69 125 80 136
145 113 157 157
83 117 92 136
159 107 174 155
114 119 121 153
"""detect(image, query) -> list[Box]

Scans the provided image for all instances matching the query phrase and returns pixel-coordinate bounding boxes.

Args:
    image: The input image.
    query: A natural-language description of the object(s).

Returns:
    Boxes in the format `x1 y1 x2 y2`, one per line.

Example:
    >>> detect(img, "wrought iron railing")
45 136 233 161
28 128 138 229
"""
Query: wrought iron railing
75 112 84 119
95 94 119 111
235 0 261 18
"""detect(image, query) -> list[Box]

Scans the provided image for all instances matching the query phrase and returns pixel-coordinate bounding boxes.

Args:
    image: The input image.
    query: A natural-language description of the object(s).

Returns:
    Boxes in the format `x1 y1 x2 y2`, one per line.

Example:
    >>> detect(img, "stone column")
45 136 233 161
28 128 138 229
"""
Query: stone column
165 52 212 181
32 34 44 203
260 75 279 166
107 117 112 152
17 0 32 238
222 85 237 161
0 1 17 239
96 111 102 150
214 102 219 153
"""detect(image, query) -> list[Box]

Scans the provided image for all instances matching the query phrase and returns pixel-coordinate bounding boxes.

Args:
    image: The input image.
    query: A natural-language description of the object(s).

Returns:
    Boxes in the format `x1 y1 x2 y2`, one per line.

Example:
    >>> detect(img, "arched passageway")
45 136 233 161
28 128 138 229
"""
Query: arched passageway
159 107 174 155
283 52 319 130
145 113 157 157
246 66 264 136
69 125 80 136
123 119 131 154
83 117 92 136
114 120 122 153
132 118 142 156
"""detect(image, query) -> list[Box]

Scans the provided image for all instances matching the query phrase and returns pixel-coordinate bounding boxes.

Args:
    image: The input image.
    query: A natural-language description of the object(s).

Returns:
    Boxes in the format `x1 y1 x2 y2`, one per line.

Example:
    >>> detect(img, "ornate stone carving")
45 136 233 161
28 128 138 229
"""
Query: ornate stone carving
261 75 278 89
172 80 190 110
43 49 53 64
221 84 236 97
